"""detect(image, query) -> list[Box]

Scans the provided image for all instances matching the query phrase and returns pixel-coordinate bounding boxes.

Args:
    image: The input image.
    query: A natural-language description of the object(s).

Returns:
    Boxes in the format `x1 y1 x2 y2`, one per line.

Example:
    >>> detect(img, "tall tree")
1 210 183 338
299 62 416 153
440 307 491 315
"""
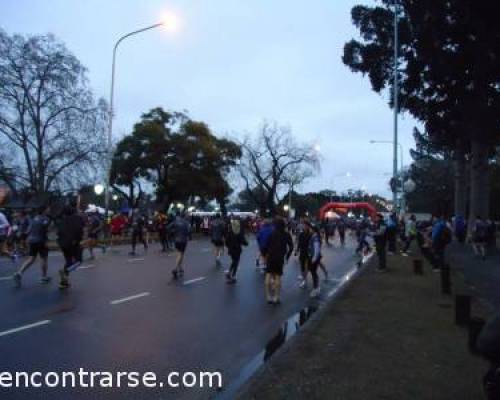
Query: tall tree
343 0 500 221
0 30 107 194
238 121 320 215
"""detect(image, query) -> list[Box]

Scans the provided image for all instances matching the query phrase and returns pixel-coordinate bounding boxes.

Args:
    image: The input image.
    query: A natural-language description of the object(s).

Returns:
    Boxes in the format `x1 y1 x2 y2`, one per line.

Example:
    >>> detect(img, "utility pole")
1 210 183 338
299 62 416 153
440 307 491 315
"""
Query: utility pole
392 0 399 209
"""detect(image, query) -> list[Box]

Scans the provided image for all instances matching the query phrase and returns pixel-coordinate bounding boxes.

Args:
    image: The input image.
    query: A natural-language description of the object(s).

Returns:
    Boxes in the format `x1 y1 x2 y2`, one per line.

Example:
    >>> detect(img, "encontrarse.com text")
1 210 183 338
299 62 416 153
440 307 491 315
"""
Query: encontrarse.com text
0 369 222 389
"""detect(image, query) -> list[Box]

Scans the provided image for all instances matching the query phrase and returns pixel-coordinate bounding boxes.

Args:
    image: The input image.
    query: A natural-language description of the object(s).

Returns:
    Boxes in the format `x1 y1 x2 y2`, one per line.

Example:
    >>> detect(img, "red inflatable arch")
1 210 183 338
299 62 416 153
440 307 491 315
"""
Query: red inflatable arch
319 202 377 220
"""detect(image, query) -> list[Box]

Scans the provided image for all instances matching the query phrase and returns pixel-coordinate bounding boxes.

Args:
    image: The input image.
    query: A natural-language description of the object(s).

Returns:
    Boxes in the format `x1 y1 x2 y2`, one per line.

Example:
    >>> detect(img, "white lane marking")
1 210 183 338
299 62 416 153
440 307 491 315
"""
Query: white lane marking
0 320 51 338
183 277 206 286
79 264 95 270
201 248 211 253
0 276 13 281
127 258 145 263
110 292 150 305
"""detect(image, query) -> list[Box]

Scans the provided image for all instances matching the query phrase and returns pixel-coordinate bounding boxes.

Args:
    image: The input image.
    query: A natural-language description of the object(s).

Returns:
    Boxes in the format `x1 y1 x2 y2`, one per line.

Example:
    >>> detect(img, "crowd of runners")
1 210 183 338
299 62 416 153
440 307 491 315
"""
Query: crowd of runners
0 203 497 302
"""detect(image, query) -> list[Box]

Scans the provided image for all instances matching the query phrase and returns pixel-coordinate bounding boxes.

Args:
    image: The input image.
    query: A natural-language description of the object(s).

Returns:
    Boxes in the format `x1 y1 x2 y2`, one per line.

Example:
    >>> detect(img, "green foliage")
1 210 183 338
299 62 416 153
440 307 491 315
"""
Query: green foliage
110 107 241 207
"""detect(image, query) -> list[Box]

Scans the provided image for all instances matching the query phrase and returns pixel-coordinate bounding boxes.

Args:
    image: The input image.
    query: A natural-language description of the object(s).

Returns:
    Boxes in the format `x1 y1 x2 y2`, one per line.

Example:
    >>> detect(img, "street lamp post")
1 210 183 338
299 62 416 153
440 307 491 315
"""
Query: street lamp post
393 0 400 209
105 22 165 220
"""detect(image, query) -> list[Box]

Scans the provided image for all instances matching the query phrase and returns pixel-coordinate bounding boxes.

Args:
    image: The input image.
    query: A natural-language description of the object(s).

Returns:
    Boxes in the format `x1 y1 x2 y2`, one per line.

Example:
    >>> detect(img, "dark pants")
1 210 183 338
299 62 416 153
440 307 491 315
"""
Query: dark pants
387 229 397 253
61 244 81 275
433 244 445 269
356 238 371 254
339 231 345 246
403 234 416 252
310 259 320 288
299 253 308 275
376 244 386 270
132 230 147 252
229 251 241 278
158 229 168 251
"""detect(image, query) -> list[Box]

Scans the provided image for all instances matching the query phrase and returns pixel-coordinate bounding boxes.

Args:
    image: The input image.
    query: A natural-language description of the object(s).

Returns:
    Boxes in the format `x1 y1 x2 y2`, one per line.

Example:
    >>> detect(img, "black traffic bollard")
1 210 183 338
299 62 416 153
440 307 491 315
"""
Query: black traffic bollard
413 259 423 275
468 317 486 355
440 264 451 295
455 294 471 326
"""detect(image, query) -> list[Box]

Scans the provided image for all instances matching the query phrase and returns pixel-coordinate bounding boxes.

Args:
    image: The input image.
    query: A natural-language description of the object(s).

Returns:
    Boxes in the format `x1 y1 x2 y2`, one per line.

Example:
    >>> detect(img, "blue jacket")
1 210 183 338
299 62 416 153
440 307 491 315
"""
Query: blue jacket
257 223 274 251
432 219 446 243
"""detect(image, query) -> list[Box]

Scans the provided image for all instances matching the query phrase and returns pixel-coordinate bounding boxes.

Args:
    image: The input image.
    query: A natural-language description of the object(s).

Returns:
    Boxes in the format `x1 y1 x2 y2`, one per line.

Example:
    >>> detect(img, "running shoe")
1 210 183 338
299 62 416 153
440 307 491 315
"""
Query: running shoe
299 280 306 289
40 276 51 284
309 288 321 298
172 270 178 280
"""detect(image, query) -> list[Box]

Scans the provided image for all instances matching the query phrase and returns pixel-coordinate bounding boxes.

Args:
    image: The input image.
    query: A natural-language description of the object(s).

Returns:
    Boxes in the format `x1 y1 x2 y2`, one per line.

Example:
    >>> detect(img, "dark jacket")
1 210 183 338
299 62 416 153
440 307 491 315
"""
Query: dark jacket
266 227 294 267
57 214 84 248
225 220 248 255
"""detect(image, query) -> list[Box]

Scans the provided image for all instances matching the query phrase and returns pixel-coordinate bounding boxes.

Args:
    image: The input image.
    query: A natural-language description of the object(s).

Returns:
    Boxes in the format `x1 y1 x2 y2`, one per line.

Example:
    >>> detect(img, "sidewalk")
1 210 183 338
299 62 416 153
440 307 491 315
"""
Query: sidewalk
236 252 490 400
448 242 500 311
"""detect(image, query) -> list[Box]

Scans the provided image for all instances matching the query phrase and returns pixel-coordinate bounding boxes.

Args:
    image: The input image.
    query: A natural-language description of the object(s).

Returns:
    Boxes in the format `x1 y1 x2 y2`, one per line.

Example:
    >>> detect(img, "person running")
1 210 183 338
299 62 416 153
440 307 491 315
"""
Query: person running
167 213 190 280
355 219 372 256
296 220 312 289
431 214 451 271
224 217 248 283
372 213 388 272
256 219 274 272
472 216 488 260
386 213 398 254
57 205 84 290
154 211 169 252
402 214 417 255
211 213 226 267
264 217 293 305
13 207 51 287
129 210 148 256
0 210 14 261
110 213 127 247
337 217 346 247
308 224 323 298
87 211 104 260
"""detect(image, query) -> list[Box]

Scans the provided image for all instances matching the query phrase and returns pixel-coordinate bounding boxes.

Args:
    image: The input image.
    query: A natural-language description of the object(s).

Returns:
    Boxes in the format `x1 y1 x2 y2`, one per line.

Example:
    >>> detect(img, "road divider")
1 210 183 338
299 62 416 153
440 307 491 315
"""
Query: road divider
79 264 95 270
110 292 150 305
0 320 51 338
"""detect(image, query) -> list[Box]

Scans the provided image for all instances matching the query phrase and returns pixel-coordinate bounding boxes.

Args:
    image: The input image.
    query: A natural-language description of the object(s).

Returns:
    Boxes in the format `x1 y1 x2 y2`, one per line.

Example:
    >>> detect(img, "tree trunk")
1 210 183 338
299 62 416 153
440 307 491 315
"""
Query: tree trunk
453 145 467 218
468 139 490 231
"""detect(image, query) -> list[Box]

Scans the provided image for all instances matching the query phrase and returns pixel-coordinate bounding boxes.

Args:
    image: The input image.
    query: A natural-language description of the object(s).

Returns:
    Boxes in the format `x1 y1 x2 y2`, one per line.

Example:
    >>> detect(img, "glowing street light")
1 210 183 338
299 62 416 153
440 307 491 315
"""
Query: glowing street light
283 204 290 212
105 12 180 218
94 184 104 195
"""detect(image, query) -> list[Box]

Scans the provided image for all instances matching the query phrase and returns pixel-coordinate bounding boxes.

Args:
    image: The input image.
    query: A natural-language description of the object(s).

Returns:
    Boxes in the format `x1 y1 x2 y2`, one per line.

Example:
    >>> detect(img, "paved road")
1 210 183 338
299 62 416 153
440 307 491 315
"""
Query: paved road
0 236 359 400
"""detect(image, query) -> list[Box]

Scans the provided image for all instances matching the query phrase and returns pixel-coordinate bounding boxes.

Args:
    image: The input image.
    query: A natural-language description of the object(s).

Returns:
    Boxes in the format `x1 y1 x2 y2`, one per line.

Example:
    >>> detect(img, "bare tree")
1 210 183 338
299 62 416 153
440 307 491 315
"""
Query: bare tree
0 30 106 194
238 121 320 215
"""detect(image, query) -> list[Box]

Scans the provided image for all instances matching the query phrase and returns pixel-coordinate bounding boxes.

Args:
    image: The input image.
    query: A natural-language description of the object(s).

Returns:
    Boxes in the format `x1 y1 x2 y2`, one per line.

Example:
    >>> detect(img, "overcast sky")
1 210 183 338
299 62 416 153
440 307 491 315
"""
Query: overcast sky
1 0 419 198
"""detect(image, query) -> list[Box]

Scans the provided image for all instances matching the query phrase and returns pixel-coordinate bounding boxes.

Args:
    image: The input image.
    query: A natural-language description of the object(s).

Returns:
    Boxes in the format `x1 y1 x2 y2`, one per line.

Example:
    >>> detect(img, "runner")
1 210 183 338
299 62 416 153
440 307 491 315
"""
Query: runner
296 220 312 289
372 213 388 272
87 211 104 260
472 215 488 260
256 218 273 272
308 224 323 298
167 213 190 280
154 211 169 252
13 207 51 287
129 210 148 256
0 209 13 261
110 212 127 247
264 217 293 305
337 217 346 247
224 217 248 283
57 205 84 290
211 213 226 267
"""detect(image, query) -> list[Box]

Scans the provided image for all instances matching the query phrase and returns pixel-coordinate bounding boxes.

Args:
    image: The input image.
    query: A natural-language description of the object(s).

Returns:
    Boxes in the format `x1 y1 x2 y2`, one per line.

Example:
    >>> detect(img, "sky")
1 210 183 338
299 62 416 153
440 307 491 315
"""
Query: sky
1 0 419 199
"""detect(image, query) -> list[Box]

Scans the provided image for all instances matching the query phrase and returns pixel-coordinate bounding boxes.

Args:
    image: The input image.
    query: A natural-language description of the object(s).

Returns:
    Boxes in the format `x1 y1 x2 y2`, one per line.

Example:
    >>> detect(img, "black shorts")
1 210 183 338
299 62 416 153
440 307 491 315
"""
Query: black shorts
175 242 187 253
266 262 284 276
29 243 48 258
212 239 224 247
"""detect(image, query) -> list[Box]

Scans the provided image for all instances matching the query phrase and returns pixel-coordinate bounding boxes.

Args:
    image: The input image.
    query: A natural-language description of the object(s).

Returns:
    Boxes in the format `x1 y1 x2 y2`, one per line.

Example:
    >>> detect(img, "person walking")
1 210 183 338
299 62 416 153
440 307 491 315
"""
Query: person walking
154 211 169 252
224 217 248 283
211 213 226 267
372 213 388 272
13 207 51 287
387 213 398 254
264 217 293 305
472 216 488 260
87 211 104 260
167 213 190 280
431 214 451 271
337 218 346 247
402 214 417 255
57 205 84 290
308 225 323 298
